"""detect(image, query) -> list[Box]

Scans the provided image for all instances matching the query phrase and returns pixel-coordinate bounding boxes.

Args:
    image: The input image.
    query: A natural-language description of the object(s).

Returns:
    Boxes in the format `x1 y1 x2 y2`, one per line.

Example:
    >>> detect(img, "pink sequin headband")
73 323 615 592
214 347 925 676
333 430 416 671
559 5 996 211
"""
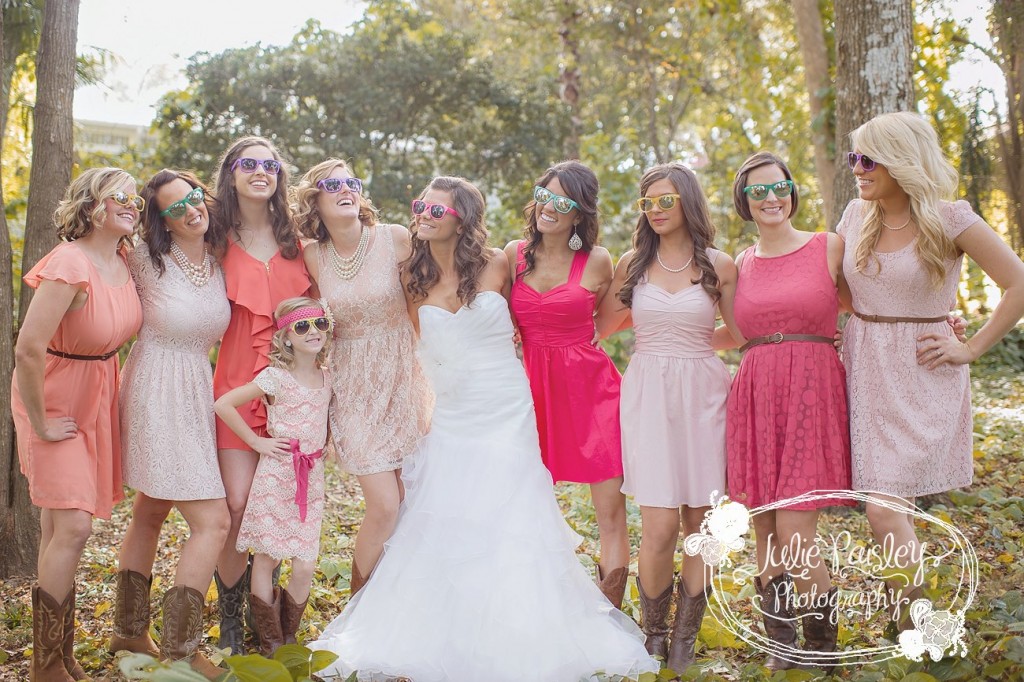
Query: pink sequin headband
276 306 326 330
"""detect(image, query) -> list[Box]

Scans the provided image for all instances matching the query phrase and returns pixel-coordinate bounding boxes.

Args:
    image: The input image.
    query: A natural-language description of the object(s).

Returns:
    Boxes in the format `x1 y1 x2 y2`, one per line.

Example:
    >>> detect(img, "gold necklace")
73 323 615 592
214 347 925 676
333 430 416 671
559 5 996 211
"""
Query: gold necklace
170 241 212 287
882 215 913 231
328 226 370 280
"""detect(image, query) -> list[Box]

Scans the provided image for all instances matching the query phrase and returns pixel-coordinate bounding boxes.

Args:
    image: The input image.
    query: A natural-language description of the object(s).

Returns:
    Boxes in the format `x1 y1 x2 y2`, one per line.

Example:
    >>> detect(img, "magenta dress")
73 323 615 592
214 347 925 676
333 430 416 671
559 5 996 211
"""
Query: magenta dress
510 243 623 484
726 233 852 510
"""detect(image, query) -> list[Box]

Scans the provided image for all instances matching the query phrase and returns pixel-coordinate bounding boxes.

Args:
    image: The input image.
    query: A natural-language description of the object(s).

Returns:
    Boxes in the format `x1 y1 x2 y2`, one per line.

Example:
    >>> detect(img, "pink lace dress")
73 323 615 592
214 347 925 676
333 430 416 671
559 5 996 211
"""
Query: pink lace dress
726 233 852 510
510 244 623 484
120 248 230 500
236 366 331 562
317 227 431 476
837 199 977 496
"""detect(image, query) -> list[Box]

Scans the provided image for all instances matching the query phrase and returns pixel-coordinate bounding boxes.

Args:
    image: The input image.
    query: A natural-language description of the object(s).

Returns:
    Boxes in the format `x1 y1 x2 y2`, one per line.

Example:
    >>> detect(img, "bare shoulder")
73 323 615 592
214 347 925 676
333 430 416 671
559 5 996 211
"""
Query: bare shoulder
825 231 845 253
388 223 411 245
487 246 509 270
587 246 615 275
712 250 737 281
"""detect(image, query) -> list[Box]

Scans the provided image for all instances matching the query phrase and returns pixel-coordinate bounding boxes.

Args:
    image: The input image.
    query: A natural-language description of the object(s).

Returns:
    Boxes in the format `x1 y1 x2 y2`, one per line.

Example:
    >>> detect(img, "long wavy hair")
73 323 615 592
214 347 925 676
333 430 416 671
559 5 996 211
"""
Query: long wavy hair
850 112 959 287
53 167 137 251
211 135 299 259
519 160 599 279
731 151 800 222
292 158 379 241
140 169 220 275
619 163 720 307
403 176 490 305
269 296 331 370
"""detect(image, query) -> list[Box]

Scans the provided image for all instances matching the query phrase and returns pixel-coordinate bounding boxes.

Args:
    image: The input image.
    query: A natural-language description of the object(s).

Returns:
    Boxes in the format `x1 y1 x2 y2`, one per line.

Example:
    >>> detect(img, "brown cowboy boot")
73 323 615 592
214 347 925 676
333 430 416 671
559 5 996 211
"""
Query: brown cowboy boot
349 562 367 597
596 565 629 610
636 576 673 662
108 569 160 657
887 583 924 633
160 585 225 680
214 566 248 655
665 581 710 674
801 587 839 673
249 588 284 657
755 574 799 671
60 584 92 680
280 589 308 646
31 585 75 682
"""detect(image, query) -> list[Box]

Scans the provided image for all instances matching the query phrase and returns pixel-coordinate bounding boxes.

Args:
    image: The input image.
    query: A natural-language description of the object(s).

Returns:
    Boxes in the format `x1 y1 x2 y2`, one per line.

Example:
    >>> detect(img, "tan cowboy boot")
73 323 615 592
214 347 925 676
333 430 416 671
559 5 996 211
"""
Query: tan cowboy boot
108 569 160 657
596 565 629 610
280 589 308 646
249 587 285 657
636 576 673 662
160 585 225 680
31 585 75 682
60 584 92 680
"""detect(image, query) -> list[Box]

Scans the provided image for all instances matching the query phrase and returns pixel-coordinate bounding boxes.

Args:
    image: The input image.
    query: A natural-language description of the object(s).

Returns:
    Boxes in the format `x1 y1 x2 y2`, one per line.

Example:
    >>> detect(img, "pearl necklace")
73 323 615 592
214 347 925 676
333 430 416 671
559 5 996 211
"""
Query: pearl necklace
656 250 693 273
170 241 212 287
882 215 913 231
328 226 370 280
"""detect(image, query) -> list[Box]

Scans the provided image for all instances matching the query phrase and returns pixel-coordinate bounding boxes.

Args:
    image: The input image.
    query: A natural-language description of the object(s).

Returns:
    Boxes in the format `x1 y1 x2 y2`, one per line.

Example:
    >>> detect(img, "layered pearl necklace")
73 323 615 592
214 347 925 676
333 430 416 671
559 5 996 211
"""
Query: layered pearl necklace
656 249 693 273
170 241 212 287
328 226 370 280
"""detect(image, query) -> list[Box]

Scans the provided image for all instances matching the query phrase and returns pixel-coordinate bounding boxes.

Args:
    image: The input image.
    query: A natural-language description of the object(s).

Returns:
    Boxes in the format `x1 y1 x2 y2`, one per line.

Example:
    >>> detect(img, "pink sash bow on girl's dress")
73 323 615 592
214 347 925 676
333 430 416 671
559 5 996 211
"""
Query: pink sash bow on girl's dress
290 438 322 522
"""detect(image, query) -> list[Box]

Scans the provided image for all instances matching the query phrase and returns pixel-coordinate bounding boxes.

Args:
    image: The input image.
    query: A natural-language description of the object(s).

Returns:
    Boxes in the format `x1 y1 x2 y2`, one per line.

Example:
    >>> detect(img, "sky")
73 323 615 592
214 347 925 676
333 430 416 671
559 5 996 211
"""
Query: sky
73 0 1004 128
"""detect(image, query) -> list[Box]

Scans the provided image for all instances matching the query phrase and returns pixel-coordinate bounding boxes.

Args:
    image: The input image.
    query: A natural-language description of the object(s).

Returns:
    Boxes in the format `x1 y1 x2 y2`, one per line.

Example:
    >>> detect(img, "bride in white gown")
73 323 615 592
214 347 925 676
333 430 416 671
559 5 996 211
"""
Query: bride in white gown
310 176 658 682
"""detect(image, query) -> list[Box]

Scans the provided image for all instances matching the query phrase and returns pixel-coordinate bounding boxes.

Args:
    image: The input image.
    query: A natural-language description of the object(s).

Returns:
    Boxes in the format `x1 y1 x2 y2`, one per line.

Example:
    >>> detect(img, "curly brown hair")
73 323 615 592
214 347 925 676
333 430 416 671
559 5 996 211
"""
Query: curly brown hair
403 176 490 305
140 169 222 276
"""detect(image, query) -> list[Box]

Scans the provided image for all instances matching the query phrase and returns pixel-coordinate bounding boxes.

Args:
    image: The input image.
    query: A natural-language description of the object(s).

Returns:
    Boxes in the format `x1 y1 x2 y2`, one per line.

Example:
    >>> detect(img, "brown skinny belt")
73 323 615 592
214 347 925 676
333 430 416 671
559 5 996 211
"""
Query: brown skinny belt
853 311 948 324
740 333 833 353
47 347 119 361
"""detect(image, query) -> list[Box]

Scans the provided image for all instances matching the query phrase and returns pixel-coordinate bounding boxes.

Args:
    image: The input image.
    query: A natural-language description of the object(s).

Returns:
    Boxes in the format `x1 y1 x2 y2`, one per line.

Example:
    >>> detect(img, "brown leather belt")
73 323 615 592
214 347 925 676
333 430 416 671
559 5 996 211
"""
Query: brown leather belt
740 333 833 353
47 347 119 361
853 311 948 324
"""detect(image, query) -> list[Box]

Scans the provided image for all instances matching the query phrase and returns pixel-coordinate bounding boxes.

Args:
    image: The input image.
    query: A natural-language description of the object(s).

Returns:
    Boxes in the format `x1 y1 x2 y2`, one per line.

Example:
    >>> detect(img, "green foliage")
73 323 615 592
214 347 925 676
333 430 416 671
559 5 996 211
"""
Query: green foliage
116 645 338 682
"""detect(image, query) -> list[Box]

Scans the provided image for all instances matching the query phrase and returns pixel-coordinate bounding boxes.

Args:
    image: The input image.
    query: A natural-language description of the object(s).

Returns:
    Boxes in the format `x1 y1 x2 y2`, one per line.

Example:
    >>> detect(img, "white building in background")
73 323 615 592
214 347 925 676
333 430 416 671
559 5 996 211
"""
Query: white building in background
75 119 156 155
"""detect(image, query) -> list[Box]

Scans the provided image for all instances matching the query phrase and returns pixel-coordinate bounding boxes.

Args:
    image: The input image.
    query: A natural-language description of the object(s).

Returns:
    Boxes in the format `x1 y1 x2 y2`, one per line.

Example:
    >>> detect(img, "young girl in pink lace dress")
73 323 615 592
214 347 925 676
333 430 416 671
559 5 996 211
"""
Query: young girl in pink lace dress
215 297 333 656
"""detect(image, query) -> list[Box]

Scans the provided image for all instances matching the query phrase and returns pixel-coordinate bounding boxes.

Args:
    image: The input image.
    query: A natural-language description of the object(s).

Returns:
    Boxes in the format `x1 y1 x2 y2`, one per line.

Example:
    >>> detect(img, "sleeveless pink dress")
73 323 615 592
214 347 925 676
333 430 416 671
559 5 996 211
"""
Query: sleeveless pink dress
726 233 852 510
510 244 622 484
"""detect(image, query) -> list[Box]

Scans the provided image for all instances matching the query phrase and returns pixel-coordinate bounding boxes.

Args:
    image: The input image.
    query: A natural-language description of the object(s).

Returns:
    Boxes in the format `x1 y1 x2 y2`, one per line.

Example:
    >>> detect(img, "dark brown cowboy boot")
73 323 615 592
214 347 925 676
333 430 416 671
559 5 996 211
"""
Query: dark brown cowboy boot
108 569 160 657
665 582 710 674
249 588 284 657
755 573 799 671
280 589 308 646
31 585 74 682
160 585 224 680
214 566 248 655
60 584 91 680
801 587 839 673
596 565 629 610
636 576 673 662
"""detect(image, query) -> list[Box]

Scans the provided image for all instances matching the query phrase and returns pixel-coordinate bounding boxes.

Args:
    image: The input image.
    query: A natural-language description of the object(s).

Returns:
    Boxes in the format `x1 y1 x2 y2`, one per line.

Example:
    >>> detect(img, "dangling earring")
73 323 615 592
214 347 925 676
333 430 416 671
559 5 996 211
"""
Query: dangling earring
568 223 583 251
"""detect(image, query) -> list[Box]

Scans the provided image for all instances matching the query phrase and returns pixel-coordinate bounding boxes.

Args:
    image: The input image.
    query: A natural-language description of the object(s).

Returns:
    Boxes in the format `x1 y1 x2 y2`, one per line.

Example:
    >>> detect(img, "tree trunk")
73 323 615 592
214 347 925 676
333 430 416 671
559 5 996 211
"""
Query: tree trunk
791 0 836 229
558 0 582 161
991 0 1024 252
16 0 79 324
1 0 80 579
832 0 914 227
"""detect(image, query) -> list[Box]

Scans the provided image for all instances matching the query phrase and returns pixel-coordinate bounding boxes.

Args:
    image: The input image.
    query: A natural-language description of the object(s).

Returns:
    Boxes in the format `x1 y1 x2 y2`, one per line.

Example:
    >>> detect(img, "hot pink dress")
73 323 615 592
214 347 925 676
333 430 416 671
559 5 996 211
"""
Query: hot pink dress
510 244 622 484
726 233 852 510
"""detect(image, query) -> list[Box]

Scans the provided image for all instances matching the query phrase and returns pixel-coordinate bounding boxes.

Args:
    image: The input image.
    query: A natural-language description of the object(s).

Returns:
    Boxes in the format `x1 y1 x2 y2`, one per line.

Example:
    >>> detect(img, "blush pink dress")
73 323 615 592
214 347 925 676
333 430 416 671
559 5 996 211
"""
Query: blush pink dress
837 199 977 497
510 243 623 484
726 233 852 510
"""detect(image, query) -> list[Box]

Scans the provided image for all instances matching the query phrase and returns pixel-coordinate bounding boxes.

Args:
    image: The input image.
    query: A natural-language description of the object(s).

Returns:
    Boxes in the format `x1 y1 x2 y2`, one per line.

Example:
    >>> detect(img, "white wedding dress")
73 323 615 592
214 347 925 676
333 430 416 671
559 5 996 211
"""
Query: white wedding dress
310 291 657 682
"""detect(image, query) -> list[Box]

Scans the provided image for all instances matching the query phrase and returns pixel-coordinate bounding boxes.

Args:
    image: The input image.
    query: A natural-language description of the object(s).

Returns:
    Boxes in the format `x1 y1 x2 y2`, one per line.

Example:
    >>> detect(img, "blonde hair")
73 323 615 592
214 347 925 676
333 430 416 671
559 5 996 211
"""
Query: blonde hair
53 167 137 249
292 158 379 241
269 296 331 369
850 112 959 287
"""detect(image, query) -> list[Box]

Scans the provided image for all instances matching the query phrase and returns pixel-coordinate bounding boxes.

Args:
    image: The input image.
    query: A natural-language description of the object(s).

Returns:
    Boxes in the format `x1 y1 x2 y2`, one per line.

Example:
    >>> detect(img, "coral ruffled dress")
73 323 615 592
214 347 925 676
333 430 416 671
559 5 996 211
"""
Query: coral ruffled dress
213 241 310 450
510 244 623 484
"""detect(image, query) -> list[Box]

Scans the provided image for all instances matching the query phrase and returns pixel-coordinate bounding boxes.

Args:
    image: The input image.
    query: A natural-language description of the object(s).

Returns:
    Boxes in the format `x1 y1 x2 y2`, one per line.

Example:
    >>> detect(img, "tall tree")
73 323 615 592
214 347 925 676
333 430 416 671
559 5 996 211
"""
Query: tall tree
831 0 914 226
990 0 1024 251
1 0 80 578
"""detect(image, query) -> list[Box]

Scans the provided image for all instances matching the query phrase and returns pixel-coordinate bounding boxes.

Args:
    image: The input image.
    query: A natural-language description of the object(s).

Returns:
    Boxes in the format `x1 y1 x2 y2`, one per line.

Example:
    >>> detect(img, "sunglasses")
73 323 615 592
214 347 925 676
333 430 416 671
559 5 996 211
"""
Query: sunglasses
411 200 461 220
289 316 332 336
637 193 681 213
231 157 282 175
160 187 205 219
533 186 579 214
742 180 795 201
318 177 363 194
110 191 145 212
847 152 878 172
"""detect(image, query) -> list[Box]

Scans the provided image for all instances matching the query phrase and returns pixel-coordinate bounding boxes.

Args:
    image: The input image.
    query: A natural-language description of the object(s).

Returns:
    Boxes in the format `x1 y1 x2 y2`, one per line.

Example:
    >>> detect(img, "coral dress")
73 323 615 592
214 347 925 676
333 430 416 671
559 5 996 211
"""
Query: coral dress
11 242 142 519
316 228 432 475
726 233 852 510
510 244 623 484
620 253 731 509
838 199 977 497
120 248 230 500
236 366 331 562
213 241 310 450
